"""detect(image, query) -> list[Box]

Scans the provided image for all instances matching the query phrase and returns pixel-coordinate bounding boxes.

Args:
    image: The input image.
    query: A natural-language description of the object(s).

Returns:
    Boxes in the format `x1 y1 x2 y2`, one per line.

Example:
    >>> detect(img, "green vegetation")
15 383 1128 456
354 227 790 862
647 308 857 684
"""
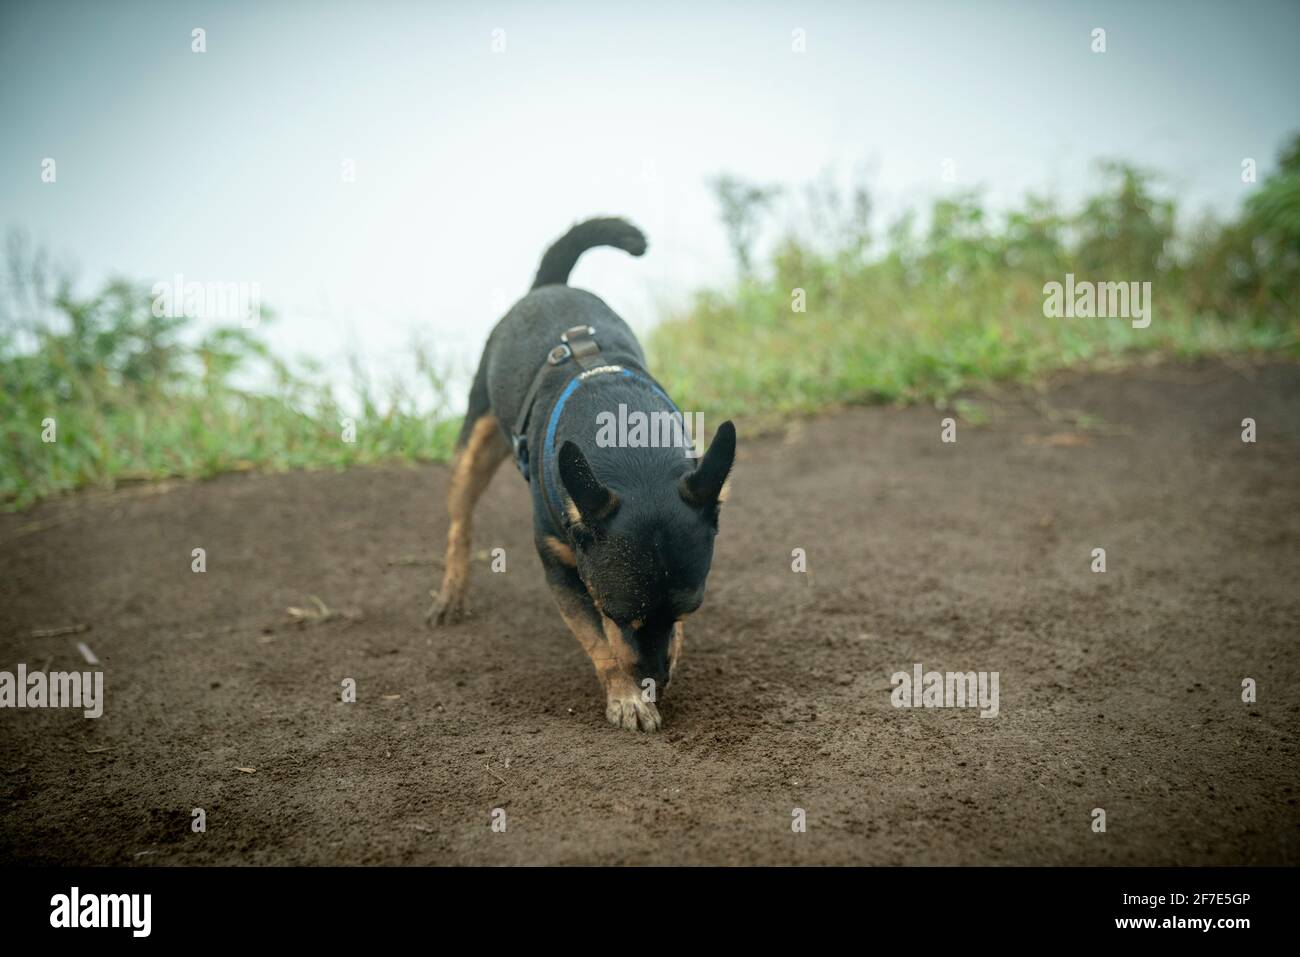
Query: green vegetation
3 139 1298 509
650 142 1300 425
0 248 458 508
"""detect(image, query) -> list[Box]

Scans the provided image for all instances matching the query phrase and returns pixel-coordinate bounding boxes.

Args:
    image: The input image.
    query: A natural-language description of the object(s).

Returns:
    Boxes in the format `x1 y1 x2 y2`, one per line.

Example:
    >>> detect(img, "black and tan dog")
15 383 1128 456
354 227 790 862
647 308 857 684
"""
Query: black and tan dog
427 217 735 732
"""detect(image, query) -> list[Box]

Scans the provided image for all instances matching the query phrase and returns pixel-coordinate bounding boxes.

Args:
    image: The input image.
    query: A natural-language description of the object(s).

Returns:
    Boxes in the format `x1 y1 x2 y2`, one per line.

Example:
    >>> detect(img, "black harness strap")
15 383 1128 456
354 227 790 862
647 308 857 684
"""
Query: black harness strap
511 325 602 481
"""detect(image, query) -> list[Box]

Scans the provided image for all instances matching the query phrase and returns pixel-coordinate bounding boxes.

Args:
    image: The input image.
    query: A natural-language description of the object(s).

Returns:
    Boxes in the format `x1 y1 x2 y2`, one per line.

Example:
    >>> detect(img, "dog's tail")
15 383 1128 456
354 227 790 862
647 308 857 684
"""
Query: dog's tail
531 217 647 289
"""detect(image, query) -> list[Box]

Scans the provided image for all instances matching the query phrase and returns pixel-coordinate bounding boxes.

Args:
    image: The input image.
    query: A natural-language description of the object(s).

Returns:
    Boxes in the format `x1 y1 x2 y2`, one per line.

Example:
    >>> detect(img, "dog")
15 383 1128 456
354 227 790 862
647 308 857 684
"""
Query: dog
427 217 735 733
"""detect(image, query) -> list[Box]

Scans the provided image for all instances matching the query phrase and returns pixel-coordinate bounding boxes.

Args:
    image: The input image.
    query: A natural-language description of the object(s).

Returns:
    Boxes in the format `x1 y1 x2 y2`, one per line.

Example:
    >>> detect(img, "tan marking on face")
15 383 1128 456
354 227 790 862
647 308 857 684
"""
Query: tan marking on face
542 535 576 567
630 618 644 631
587 490 620 522
564 497 583 526
563 491 619 526
717 477 731 504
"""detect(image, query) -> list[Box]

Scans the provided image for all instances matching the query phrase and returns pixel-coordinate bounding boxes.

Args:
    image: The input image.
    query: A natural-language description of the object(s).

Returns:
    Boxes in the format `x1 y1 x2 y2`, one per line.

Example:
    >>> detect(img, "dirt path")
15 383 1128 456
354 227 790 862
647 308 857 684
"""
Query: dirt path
1 358 1297 865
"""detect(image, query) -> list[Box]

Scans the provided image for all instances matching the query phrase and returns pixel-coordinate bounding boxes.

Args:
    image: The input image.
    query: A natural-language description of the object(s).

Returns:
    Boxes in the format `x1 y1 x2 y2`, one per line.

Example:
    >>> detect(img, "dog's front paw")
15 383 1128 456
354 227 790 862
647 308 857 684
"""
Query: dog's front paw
425 588 469 628
605 691 662 733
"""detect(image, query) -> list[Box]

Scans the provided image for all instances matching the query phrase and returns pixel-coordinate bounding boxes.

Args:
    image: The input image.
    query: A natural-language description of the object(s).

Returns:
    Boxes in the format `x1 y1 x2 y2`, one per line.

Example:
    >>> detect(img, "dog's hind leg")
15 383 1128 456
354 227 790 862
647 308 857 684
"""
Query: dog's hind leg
427 401 509 627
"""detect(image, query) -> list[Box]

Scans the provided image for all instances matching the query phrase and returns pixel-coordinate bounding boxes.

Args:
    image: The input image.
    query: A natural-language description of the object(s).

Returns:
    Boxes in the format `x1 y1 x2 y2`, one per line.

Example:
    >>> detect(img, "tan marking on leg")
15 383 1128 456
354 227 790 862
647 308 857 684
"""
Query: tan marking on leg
667 620 684 686
599 615 640 675
551 597 660 732
597 614 660 731
427 415 509 626
542 535 576 567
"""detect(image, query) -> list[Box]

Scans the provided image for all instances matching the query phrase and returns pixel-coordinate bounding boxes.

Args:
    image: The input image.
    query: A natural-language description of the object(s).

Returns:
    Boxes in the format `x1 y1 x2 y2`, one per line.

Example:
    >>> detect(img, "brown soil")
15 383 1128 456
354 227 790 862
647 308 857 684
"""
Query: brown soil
1 358 1297 865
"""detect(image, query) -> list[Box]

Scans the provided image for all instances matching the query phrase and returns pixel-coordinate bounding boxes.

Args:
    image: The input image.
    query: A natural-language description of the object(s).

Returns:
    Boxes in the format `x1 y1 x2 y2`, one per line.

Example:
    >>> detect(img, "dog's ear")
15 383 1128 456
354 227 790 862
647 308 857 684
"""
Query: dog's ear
680 420 736 507
558 441 619 525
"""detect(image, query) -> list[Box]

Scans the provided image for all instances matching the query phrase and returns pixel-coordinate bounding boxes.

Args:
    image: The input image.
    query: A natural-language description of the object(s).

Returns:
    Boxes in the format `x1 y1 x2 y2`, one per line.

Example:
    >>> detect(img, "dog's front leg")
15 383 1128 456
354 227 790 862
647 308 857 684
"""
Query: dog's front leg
538 538 661 732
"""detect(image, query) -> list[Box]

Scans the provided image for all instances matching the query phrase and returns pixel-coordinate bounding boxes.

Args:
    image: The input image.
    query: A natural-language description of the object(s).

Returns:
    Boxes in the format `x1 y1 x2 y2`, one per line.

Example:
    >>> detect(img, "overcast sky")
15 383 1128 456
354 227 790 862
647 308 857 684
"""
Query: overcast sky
2 0 1297 401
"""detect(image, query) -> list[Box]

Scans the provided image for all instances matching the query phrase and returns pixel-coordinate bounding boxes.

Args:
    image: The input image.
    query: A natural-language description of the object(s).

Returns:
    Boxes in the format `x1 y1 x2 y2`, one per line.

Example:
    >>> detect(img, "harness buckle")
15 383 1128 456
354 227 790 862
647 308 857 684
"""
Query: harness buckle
547 343 571 365
561 325 595 343
561 325 600 363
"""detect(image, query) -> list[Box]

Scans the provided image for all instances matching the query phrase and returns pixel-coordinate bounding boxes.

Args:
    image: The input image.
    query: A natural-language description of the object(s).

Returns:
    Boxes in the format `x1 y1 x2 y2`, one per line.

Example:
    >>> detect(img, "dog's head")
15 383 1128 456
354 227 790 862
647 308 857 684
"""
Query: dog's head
558 421 735 696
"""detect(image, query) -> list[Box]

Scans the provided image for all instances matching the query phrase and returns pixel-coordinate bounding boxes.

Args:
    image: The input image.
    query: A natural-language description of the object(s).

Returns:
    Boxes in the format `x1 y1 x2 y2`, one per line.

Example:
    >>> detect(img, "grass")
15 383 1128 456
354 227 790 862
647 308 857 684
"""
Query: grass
648 262 1296 428
3 146 1299 510
0 277 459 508
649 156 1300 424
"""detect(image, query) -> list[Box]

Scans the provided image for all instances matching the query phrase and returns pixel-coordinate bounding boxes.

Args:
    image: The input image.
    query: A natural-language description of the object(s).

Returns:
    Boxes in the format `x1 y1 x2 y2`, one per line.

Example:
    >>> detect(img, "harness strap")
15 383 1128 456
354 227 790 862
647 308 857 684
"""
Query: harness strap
511 325 602 481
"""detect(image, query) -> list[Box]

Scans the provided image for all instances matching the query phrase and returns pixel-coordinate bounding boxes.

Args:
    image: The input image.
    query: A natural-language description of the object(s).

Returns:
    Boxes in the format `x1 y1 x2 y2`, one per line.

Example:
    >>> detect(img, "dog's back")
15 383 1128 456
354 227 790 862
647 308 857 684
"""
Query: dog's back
484 287 644 433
